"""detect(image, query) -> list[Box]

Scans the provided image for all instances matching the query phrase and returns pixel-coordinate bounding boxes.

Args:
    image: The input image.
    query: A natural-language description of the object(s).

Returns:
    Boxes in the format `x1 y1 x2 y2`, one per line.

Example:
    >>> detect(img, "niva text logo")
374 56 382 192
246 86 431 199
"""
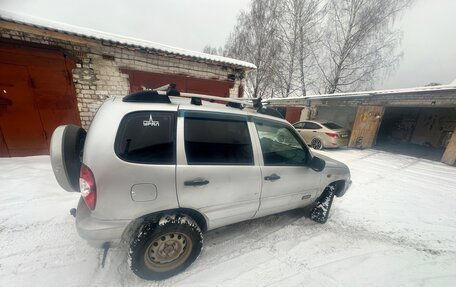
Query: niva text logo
143 115 160 127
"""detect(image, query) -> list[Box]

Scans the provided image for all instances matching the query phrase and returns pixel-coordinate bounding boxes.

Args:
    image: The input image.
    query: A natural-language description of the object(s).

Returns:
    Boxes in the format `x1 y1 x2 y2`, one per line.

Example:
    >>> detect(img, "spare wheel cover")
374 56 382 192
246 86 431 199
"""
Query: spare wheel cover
50 125 86 192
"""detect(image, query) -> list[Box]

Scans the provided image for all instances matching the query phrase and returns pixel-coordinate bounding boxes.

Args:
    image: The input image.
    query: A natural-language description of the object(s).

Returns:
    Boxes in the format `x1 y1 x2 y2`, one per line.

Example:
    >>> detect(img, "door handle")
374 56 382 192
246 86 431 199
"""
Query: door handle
184 178 210 186
264 174 281 181
312 131 317 133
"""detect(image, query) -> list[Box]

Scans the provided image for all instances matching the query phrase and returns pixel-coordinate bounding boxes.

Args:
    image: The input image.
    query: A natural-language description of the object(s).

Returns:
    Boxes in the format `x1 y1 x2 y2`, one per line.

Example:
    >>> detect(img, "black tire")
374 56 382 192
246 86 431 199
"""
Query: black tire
355 137 364 149
129 215 203 280
311 138 323 150
310 185 336 224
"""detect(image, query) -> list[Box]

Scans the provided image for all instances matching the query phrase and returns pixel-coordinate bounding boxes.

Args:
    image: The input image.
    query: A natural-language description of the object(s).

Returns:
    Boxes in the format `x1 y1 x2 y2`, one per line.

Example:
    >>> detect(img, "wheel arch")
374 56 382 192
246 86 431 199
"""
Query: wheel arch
121 208 208 243
328 180 347 198
316 180 347 202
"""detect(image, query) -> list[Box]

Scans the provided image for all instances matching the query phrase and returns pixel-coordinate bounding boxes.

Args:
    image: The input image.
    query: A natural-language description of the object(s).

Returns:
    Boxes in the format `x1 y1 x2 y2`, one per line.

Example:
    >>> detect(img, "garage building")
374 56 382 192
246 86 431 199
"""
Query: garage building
268 85 456 166
0 11 255 157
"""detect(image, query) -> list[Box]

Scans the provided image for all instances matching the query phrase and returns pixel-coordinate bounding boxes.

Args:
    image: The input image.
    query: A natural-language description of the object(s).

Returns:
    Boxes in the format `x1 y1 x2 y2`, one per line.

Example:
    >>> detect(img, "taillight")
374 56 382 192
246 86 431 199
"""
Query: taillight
325 132 339 138
80 163 96 210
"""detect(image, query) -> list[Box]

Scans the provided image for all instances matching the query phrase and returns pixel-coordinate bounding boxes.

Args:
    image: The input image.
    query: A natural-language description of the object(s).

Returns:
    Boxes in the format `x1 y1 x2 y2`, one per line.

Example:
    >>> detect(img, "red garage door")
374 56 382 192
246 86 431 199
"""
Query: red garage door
121 69 235 97
0 42 80 157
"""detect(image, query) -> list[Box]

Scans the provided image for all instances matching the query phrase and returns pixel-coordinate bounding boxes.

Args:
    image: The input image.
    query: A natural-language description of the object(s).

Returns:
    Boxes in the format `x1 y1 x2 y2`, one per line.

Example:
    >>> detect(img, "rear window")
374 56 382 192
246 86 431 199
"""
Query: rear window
321 122 343 129
184 116 253 165
115 111 176 164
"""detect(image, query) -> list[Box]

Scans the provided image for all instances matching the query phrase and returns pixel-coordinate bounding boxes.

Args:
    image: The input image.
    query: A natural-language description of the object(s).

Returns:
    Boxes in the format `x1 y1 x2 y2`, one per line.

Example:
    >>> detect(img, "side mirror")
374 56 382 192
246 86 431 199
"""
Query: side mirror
309 156 325 172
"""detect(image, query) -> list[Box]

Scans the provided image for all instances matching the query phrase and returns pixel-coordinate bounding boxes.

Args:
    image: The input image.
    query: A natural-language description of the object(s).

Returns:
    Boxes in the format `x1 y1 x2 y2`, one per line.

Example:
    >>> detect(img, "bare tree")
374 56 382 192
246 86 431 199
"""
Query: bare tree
225 0 281 98
275 0 323 97
317 0 410 94
202 45 224 56
220 0 412 97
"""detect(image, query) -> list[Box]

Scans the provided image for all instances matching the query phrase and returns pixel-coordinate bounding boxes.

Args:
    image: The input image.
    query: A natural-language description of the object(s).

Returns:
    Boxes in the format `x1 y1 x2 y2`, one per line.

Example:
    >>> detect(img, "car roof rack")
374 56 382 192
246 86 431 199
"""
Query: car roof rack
122 90 171 103
123 83 283 119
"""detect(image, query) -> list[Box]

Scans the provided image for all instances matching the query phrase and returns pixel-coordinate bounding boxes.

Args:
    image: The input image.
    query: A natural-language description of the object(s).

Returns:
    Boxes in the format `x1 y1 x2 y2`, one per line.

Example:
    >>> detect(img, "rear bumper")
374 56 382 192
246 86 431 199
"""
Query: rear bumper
75 197 130 248
325 137 349 148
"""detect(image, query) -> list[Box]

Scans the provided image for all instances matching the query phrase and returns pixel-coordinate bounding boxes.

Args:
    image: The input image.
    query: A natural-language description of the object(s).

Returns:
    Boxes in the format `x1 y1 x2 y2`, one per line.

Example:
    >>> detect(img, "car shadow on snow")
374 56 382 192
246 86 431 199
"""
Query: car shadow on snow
204 207 313 246
94 207 318 286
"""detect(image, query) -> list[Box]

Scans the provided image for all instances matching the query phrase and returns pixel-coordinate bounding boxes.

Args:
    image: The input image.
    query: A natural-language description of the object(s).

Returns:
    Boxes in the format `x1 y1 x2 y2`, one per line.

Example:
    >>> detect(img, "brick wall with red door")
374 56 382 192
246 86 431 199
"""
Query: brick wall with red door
0 42 80 157
121 69 235 97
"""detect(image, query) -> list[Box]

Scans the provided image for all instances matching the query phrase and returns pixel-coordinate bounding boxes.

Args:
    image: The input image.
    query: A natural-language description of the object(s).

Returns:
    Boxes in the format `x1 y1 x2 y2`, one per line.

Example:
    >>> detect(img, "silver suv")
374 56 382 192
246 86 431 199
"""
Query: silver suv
50 89 351 280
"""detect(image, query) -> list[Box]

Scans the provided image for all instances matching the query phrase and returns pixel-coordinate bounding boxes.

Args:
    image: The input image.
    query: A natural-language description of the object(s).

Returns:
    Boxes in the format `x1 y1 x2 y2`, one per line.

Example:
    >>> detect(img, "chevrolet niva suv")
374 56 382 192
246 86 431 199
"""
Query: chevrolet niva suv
50 89 351 280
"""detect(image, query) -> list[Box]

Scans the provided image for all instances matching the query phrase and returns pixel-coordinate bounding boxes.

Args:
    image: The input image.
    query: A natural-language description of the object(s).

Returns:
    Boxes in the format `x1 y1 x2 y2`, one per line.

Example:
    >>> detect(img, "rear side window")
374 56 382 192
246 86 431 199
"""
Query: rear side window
321 122 343 129
184 116 253 165
115 111 176 164
303 122 322 129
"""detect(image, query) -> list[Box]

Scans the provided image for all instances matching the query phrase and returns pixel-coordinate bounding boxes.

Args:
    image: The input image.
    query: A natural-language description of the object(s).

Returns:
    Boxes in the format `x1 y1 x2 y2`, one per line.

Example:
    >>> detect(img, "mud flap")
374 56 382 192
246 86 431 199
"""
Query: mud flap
310 185 336 224
101 242 110 268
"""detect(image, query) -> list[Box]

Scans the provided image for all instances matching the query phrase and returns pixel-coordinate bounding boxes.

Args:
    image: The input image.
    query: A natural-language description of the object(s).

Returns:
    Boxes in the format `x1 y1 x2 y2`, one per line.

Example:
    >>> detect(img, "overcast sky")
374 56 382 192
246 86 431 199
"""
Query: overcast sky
1 0 455 90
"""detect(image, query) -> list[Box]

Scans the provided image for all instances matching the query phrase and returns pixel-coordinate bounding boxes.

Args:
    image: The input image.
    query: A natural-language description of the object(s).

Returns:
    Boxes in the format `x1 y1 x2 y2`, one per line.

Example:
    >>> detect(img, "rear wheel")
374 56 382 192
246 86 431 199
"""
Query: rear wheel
311 138 323 150
129 215 203 280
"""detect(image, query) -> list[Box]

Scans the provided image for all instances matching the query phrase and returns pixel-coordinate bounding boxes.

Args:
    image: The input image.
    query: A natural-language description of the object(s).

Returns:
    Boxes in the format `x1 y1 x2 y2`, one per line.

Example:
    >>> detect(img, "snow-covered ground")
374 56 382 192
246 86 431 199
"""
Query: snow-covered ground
1 149 455 287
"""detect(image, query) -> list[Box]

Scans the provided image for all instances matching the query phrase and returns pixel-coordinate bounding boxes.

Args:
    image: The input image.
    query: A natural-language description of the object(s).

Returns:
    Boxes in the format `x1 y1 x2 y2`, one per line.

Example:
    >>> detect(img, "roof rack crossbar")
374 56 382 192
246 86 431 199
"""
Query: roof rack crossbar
156 91 255 107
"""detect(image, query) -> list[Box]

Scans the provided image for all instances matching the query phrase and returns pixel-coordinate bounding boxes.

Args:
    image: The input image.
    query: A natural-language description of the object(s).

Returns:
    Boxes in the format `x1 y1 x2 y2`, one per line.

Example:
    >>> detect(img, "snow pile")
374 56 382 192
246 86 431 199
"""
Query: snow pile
0 150 455 286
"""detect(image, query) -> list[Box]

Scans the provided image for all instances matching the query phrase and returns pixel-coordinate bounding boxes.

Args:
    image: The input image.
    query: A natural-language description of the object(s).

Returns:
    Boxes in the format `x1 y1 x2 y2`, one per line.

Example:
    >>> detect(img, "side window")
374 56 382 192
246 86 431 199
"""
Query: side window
115 111 176 164
304 122 322 129
255 119 309 166
184 116 253 165
293 122 305 129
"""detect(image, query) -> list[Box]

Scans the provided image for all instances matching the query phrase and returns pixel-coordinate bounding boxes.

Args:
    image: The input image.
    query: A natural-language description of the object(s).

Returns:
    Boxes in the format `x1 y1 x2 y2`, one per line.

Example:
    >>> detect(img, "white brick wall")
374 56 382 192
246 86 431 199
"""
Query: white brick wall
0 25 247 129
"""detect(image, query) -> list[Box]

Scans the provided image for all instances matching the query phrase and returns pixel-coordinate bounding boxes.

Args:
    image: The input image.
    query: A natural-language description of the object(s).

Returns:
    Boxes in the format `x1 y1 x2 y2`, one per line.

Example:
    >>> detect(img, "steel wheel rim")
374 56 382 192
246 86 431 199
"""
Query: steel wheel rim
144 232 193 272
311 138 322 149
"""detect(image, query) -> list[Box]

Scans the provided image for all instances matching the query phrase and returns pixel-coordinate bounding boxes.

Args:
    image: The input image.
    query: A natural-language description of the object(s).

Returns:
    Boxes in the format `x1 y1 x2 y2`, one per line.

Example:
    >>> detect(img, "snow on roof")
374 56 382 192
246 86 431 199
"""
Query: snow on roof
265 84 456 104
0 9 256 70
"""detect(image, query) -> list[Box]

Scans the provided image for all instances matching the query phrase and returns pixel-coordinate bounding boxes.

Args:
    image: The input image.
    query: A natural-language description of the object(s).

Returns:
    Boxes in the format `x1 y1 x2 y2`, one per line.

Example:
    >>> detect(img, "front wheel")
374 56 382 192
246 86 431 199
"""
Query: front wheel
310 185 336 224
129 215 203 280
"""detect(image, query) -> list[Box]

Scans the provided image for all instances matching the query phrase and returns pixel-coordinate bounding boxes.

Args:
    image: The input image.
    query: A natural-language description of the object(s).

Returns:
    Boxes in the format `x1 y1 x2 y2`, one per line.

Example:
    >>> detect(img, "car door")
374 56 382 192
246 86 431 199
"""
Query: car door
176 111 262 230
253 118 322 218
303 122 324 142
294 122 310 143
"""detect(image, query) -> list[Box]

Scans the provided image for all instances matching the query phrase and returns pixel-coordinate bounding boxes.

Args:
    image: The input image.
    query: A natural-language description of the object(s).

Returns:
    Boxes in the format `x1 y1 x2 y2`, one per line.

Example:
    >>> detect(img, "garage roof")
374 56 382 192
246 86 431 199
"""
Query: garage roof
265 84 456 106
0 9 257 70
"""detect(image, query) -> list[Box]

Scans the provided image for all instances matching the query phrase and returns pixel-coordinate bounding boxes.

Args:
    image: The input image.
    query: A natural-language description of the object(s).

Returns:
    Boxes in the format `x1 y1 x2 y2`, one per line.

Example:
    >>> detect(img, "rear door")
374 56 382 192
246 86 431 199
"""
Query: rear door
176 111 261 230
302 121 324 143
253 118 322 218
297 121 312 143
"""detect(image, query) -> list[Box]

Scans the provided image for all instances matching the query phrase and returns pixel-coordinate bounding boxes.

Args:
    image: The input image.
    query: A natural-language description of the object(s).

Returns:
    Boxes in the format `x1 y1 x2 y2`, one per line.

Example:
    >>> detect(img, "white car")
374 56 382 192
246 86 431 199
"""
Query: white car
50 88 351 280
293 121 350 149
